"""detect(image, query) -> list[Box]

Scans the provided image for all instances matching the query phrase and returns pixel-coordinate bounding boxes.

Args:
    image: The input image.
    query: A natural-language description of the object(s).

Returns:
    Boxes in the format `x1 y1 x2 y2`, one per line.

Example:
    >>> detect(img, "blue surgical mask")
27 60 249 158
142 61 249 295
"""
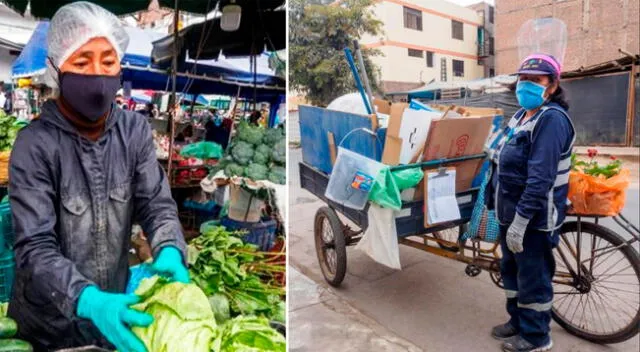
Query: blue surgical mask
516 80 547 110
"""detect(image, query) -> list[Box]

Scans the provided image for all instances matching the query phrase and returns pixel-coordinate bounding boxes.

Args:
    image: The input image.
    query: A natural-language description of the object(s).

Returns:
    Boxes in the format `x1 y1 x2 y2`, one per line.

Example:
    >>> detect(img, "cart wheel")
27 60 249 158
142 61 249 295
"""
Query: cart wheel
551 221 640 344
489 260 504 288
314 206 347 287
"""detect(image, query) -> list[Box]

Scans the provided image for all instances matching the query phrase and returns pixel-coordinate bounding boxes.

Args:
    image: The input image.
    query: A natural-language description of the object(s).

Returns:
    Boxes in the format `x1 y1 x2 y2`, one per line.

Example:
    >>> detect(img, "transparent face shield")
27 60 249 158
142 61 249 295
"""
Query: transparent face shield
517 18 567 70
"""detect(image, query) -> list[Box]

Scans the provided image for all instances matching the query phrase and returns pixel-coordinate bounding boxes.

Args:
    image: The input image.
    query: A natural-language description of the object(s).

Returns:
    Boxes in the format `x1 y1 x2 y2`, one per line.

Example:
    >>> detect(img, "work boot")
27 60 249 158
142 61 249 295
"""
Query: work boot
502 335 553 352
491 322 518 340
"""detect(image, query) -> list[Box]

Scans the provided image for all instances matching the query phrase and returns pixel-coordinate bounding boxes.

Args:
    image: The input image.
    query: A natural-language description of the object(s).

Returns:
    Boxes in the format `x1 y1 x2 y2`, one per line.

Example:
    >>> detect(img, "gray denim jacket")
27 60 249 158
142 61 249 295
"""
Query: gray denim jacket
7 100 186 350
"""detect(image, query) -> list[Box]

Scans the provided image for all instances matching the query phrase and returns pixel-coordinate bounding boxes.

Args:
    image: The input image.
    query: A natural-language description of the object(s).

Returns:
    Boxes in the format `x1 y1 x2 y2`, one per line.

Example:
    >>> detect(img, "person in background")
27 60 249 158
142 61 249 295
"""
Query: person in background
486 54 574 352
175 124 193 143
205 108 232 150
248 110 261 126
8 3 189 351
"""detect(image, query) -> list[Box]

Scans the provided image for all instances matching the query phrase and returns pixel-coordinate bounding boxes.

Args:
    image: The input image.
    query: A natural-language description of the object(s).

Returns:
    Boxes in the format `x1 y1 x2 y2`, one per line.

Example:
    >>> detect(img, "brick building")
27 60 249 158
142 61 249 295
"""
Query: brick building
494 0 639 74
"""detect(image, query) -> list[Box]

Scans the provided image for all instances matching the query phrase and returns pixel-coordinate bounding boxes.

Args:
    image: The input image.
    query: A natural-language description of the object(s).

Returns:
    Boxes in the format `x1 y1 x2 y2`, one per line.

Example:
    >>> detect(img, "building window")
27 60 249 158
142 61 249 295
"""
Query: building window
451 20 464 40
453 59 465 77
408 48 423 58
489 68 495 77
426 51 434 67
489 6 494 24
403 7 422 31
489 37 494 55
441 58 447 81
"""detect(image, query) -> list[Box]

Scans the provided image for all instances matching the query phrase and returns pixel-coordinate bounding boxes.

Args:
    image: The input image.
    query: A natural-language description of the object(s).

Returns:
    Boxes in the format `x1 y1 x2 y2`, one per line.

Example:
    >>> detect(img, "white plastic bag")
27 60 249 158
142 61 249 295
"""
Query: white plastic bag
355 204 401 270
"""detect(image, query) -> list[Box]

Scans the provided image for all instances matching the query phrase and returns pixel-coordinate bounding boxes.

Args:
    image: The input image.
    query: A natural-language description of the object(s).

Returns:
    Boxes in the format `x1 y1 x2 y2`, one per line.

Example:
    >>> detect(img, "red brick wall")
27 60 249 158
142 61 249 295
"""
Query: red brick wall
495 0 640 74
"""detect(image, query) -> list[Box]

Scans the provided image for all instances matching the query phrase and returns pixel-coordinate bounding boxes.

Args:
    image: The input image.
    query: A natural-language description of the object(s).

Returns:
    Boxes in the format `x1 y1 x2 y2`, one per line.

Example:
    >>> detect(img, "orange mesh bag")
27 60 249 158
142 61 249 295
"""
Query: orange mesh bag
568 169 630 216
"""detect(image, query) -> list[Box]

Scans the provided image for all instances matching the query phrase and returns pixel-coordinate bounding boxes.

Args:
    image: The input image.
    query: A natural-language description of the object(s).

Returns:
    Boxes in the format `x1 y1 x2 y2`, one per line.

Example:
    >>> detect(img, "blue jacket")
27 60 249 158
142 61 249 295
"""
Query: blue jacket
7 100 186 350
486 102 575 231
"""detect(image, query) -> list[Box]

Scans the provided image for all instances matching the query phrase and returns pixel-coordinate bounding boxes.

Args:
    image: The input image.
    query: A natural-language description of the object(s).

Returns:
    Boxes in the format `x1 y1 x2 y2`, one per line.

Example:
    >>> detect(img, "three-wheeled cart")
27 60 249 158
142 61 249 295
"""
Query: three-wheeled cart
299 151 640 344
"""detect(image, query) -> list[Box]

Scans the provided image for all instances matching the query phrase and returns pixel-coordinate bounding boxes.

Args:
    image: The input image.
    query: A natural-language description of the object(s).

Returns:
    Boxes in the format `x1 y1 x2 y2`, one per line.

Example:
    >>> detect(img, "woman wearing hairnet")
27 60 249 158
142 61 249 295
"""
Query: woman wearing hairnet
8 3 189 351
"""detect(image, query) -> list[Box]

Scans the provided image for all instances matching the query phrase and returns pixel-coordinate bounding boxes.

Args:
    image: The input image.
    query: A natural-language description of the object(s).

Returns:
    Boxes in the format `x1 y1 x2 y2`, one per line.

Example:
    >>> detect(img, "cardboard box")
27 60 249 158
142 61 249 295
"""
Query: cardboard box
413 158 484 200
373 98 392 114
381 103 438 165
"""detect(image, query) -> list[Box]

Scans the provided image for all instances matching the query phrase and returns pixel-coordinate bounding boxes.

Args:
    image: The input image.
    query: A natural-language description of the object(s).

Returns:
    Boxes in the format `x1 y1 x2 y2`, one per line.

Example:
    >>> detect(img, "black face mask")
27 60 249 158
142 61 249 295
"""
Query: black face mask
51 59 121 122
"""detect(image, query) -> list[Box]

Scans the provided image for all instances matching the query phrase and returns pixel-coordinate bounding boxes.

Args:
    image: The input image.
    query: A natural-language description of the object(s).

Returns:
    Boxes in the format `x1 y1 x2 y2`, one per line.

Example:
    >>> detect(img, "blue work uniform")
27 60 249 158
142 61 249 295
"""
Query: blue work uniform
486 102 575 347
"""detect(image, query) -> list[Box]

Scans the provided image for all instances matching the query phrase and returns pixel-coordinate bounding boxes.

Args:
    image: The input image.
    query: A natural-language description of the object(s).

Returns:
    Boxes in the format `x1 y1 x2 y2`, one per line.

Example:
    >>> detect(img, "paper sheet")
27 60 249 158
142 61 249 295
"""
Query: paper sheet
426 170 461 224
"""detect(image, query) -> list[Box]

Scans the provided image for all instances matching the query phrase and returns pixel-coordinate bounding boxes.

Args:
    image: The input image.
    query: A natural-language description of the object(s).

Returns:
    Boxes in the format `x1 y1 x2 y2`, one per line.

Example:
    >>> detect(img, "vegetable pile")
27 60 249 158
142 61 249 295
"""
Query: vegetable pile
0 306 33 352
188 226 285 324
132 276 285 352
0 113 27 152
217 122 285 184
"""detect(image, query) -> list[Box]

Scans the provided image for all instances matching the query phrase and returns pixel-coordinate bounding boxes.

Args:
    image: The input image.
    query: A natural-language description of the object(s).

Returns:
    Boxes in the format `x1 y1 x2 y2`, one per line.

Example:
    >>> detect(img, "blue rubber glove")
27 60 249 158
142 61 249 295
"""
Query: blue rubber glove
151 246 190 283
77 286 153 352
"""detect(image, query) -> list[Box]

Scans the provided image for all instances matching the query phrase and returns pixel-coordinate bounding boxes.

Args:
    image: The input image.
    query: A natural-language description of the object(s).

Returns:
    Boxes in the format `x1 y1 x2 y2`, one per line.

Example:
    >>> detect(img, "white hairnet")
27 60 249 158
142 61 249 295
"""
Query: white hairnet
46 1 129 86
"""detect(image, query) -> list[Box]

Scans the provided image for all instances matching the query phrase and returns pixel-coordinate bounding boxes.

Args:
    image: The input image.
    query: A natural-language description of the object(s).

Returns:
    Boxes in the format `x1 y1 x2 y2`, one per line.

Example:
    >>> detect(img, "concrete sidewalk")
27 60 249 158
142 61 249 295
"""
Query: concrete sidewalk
289 267 423 352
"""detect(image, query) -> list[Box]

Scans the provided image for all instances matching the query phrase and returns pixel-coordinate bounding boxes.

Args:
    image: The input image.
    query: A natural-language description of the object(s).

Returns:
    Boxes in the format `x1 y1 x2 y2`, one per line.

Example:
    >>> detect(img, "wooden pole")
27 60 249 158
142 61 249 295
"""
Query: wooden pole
226 86 242 149
166 0 180 184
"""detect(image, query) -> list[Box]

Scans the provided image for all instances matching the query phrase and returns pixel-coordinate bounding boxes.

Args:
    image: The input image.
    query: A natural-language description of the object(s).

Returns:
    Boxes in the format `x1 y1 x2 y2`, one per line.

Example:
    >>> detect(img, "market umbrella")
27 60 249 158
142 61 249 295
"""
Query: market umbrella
1 0 284 18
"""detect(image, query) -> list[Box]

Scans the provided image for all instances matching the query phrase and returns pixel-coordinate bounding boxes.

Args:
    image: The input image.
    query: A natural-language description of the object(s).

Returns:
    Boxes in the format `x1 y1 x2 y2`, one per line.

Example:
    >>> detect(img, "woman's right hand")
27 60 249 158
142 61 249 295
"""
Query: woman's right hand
76 286 153 352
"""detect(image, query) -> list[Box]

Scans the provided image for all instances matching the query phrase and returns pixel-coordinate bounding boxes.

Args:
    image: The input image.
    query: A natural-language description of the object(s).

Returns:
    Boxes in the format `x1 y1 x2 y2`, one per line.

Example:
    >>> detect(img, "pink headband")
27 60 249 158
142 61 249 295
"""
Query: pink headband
521 54 562 76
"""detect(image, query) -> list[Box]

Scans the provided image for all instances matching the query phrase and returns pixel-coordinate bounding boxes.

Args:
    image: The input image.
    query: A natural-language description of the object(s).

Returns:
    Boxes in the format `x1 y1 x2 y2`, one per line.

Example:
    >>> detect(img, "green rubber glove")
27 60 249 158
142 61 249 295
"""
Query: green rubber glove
151 246 190 283
77 286 153 352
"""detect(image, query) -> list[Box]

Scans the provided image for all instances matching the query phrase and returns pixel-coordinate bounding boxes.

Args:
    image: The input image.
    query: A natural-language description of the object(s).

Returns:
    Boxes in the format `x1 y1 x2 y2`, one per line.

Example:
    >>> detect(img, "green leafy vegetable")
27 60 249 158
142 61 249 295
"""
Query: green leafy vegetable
209 293 231 324
271 139 285 165
262 128 284 147
231 141 255 165
253 150 270 165
132 276 217 352
224 163 245 177
245 164 269 181
267 166 286 185
211 316 286 352
237 121 265 145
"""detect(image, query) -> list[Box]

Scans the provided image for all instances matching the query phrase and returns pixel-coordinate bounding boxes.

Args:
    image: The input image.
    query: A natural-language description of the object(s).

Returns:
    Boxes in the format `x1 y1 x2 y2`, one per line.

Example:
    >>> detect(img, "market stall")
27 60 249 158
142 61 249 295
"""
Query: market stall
0 1 287 351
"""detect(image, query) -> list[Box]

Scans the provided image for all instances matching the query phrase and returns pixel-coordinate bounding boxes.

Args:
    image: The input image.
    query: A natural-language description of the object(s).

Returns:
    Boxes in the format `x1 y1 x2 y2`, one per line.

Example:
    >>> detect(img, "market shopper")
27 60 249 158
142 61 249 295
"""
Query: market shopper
8 3 189 352
486 55 575 352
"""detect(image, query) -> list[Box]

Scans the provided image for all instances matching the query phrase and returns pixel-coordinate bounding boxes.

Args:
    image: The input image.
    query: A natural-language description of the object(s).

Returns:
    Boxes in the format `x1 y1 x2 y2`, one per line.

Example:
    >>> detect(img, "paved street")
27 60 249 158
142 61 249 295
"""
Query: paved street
288 147 640 352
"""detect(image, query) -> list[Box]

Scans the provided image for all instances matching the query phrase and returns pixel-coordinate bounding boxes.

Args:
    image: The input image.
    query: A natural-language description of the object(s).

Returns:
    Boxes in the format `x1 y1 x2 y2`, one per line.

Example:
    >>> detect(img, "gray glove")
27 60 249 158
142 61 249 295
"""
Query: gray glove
506 213 529 253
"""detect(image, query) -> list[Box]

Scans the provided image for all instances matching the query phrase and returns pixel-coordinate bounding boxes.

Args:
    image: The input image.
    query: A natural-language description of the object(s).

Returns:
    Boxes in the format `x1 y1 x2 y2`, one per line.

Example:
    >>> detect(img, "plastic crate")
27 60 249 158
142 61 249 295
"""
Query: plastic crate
221 217 277 252
0 251 15 302
0 203 13 251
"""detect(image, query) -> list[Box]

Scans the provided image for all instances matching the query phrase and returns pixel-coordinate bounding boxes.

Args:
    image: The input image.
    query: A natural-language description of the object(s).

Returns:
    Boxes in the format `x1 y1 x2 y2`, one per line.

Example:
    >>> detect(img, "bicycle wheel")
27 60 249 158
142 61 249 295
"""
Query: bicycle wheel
552 221 640 344
434 224 467 252
314 206 347 287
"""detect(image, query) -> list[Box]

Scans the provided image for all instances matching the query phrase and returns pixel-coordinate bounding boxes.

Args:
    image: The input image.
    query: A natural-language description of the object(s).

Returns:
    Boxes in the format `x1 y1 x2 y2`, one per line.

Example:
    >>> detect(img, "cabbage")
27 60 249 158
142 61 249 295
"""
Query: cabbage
271 139 285 165
245 164 269 181
132 276 217 352
224 163 245 177
231 141 254 165
262 128 283 146
267 166 286 185
253 150 270 165
237 121 265 145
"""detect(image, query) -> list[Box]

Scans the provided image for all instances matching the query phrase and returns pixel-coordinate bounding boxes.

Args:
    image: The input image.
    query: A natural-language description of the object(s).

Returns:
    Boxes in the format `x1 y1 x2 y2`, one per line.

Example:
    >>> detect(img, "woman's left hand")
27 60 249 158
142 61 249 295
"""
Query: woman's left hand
151 246 190 283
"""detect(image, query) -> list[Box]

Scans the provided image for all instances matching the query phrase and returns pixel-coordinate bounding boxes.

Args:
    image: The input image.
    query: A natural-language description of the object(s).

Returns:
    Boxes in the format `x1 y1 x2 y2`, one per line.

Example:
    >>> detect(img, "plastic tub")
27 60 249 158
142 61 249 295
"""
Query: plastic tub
325 147 384 210
221 217 277 251
0 251 14 302
0 203 12 252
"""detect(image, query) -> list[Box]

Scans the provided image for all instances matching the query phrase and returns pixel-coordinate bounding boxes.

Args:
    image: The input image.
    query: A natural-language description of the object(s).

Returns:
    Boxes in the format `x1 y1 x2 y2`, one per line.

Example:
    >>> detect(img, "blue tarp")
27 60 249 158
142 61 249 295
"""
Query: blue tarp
11 21 49 78
11 24 285 101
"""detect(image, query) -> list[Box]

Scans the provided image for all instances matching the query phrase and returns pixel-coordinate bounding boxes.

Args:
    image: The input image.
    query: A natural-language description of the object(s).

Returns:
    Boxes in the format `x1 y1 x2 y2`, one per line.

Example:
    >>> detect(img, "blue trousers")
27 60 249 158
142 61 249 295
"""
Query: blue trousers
500 226 556 347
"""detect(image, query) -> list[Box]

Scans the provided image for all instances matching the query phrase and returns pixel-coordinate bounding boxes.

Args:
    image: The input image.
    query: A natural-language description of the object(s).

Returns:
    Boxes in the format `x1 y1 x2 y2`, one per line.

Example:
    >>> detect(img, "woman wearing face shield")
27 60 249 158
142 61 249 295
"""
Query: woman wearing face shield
486 55 575 352
7 3 189 351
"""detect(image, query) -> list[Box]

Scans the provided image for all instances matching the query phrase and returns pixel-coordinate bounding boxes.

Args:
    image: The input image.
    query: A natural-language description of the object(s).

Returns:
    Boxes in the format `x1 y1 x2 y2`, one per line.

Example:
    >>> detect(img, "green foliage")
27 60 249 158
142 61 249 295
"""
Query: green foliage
211 316 286 352
0 114 27 152
289 0 382 106
188 227 285 321
571 152 623 178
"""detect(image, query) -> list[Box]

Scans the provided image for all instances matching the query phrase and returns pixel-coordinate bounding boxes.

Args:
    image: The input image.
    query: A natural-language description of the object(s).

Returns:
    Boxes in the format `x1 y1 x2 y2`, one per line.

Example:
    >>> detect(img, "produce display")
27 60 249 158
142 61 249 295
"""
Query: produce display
216 122 285 184
132 276 285 352
188 226 285 323
0 113 28 152
0 308 33 352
